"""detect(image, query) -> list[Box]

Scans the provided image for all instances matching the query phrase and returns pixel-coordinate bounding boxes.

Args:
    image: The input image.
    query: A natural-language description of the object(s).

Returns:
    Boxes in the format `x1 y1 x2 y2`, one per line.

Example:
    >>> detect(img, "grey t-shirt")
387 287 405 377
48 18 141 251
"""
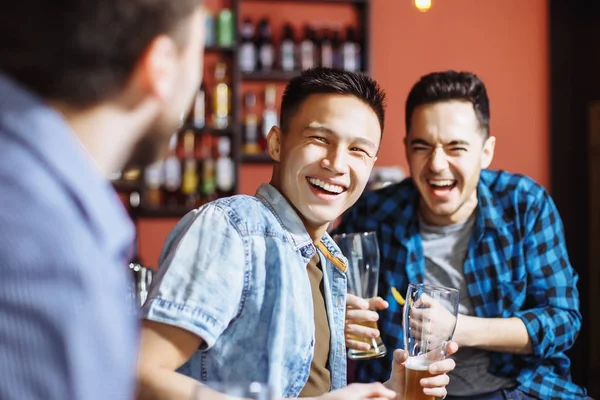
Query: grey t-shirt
419 214 516 396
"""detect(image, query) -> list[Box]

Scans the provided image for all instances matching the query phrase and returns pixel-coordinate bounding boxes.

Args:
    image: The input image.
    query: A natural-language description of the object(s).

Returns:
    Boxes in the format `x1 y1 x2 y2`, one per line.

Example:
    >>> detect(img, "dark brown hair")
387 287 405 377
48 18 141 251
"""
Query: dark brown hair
0 0 201 106
405 70 490 137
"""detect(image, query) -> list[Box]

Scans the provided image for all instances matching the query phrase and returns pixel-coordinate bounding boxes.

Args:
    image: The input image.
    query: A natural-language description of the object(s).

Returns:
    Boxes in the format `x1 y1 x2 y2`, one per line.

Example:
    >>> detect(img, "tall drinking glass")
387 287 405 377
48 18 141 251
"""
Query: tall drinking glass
333 231 387 360
403 283 459 400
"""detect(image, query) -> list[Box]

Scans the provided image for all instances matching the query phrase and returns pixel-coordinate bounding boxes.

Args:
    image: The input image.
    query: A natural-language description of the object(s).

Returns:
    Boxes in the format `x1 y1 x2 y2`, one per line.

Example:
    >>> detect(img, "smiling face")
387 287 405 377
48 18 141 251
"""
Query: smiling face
405 100 496 226
268 93 381 239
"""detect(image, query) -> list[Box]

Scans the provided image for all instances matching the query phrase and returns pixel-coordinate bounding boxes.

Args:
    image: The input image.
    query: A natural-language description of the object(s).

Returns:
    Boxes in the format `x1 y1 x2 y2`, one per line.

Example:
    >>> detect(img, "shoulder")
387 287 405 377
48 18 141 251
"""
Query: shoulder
479 170 557 229
481 170 551 211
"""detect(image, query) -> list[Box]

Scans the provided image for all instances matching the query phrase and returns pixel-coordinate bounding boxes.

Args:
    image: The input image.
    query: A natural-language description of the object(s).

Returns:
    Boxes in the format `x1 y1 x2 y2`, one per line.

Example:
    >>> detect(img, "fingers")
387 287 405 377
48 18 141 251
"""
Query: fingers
445 340 459 356
346 295 389 312
345 338 372 351
421 373 449 399
346 308 380 323
429 357 456 375
346 294 369 309
393 348 408 364
367 296 389 311
345 322 379 338
345 382 396 399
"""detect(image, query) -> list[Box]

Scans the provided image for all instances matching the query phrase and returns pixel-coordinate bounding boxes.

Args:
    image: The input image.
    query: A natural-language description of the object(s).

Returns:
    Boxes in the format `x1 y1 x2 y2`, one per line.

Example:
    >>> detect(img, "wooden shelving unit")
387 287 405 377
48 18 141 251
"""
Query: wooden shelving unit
113 0 371 218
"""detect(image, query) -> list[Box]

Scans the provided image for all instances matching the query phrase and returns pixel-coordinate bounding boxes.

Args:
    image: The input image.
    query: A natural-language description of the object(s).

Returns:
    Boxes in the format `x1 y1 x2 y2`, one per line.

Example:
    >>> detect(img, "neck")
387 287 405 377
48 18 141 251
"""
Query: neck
49 101 152 177
418 191 478 226
269 174 328 246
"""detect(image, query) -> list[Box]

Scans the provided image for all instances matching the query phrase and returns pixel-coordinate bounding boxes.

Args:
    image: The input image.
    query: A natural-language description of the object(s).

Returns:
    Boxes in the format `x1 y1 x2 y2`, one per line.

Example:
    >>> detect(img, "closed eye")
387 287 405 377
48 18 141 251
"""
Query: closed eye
350 146 367 154
412 146 429 151
311 136 328 143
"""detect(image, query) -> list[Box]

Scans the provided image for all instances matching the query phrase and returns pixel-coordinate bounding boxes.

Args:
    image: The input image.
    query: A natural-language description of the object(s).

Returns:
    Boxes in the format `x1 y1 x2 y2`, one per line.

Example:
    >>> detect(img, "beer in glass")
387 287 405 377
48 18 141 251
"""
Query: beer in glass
333 231 387 360
403 283 459 400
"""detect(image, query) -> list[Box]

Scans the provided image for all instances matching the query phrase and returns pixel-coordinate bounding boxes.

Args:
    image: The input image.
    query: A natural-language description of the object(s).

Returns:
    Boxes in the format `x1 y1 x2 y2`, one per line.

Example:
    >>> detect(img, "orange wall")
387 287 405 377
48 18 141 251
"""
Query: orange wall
138 0 549 267
239 0 550 195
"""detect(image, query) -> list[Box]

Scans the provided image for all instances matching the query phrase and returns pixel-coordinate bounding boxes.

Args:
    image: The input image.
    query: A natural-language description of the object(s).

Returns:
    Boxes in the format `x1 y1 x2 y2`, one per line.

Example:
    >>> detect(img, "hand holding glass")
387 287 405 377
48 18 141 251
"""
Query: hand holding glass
333 231 387 360
403 283 459 400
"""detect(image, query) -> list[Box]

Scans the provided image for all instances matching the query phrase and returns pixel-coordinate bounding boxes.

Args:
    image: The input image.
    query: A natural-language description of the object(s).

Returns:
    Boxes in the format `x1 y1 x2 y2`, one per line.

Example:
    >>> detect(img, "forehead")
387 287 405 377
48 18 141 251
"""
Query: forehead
290 93 381 144
409 100 481 142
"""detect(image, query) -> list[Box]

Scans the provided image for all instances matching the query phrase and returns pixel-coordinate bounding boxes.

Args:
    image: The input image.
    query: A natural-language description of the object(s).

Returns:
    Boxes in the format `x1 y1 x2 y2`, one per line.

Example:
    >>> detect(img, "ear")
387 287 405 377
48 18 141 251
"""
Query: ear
481 136 496 169
267 126 283 162
132 35 179 101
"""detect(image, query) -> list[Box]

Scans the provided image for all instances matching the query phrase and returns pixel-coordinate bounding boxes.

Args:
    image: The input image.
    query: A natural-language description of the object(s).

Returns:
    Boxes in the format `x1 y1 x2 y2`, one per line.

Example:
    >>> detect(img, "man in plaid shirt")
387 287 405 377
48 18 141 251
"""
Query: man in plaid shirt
335 71 588 399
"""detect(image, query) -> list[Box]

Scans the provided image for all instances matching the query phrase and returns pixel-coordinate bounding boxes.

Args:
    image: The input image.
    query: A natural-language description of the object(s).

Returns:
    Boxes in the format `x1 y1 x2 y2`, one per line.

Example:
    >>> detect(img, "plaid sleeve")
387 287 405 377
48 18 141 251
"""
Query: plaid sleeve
513 190 582 359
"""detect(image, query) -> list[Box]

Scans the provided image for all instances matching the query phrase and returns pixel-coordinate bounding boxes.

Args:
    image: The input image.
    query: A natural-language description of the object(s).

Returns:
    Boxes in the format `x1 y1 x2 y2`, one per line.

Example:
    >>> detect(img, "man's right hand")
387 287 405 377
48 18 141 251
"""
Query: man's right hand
345 294 389 351
316 383 396 400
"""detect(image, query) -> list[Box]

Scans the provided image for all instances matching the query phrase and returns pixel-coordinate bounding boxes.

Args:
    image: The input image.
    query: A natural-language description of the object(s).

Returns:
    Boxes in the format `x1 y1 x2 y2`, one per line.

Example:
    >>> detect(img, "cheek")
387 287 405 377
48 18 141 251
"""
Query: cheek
349 159 374 188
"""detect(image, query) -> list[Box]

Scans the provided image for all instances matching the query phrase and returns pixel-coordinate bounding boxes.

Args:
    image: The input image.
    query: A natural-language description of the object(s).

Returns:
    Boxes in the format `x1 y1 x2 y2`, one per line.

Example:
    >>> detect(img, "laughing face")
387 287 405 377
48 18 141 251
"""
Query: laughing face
267 93 381 237
405 100 496 226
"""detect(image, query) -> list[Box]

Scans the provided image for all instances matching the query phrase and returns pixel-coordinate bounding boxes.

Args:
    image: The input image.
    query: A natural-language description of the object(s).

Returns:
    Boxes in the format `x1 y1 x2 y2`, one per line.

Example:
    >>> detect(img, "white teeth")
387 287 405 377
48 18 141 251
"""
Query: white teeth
308 177 345 194
428 179 455 187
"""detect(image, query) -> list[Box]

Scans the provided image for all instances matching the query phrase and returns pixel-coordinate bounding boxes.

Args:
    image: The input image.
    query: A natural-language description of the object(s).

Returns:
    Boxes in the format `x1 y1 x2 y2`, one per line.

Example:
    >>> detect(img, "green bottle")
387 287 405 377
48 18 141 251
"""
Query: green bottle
217 9 234 48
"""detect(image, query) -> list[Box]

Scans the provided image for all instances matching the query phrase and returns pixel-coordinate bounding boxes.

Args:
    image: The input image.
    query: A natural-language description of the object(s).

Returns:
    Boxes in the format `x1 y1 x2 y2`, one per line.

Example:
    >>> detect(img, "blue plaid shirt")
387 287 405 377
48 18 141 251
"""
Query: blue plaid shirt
334 169 586 399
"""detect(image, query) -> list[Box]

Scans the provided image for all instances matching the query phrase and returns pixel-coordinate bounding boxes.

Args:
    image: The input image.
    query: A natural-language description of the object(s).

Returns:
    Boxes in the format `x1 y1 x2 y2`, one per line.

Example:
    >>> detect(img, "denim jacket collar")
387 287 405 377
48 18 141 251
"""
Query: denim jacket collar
255 184 314 253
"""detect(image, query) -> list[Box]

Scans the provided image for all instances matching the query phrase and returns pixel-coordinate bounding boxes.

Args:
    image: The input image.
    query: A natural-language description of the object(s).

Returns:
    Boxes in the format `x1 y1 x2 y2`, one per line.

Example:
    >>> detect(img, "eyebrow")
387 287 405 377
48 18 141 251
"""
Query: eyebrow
409 138 470 146
303 126 378 149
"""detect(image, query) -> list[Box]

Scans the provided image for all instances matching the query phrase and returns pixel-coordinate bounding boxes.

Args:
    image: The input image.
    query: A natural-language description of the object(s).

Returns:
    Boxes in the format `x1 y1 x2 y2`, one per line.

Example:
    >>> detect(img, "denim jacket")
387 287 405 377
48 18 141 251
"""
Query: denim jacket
142 184 348 397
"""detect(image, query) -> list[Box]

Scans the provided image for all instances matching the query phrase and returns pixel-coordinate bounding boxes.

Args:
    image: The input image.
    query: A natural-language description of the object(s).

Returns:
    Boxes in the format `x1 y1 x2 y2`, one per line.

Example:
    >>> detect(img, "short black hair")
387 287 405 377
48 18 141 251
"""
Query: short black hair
280 67 386 134
405 70 490 137
0 0 200 107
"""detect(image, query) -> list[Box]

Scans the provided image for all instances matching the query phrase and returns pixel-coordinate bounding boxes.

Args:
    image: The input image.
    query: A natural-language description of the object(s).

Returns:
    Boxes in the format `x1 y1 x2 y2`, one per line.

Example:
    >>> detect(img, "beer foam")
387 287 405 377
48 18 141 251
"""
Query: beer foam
406 358 434 371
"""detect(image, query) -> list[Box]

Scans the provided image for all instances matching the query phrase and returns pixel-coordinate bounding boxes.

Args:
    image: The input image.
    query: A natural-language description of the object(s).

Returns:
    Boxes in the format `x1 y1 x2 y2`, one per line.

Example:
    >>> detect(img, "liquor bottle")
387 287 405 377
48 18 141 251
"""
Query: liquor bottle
342 27 361 72
239 18 257 73
216 136 235 196
205 11 216 47
163 134 182 206
180 131 199 208
257 18 274 72
320 27 334 68
217 9 234 48
200 134 217 203
243 91 261 155
262 85 278 138
300 25 316 70
280 23 296 72
193 82 206 128
331 28 343 69
212 61 229 129
144 161 163 208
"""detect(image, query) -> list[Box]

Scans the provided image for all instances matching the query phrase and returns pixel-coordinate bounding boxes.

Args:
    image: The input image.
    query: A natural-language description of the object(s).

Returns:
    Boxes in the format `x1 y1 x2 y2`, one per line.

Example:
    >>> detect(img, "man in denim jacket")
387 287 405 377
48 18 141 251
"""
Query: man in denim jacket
336 71 588 399
136 68 457 400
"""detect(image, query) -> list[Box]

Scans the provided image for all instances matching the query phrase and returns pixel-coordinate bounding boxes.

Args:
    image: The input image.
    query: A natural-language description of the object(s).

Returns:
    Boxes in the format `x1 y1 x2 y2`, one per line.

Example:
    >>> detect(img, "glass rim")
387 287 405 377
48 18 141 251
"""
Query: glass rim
408 282 459 295
332 231 377 239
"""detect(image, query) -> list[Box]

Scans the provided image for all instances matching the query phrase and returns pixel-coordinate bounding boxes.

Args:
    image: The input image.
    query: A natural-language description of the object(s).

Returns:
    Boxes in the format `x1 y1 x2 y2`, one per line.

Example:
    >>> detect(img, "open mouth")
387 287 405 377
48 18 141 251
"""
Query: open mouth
307 177 347 196
427 179 457 191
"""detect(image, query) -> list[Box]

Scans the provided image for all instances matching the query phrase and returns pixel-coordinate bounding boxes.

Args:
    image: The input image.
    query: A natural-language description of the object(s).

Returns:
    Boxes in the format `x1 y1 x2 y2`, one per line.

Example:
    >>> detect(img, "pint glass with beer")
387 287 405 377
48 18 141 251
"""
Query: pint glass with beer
333 231 387 360
403 283 459 400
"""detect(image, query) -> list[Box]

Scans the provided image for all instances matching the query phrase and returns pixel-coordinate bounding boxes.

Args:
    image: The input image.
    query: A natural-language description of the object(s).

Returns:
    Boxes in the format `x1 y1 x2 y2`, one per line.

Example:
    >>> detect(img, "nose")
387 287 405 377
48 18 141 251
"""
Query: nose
428 146 449 173
321 146 349 174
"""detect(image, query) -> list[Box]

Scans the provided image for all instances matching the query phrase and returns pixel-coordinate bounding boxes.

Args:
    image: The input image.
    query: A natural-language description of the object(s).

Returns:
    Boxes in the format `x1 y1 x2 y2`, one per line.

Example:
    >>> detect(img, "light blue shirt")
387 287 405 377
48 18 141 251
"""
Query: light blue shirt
0 74 137 399
142 184 349 397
